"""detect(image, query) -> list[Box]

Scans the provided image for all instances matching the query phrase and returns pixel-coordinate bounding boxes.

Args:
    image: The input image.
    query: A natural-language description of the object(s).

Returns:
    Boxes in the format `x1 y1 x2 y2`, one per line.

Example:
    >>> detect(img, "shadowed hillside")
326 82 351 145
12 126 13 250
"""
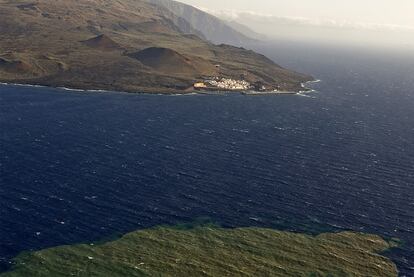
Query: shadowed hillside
129 47 195 74
81 35 123 51
147 0 256 46
128 47 217 76
0 58 32 74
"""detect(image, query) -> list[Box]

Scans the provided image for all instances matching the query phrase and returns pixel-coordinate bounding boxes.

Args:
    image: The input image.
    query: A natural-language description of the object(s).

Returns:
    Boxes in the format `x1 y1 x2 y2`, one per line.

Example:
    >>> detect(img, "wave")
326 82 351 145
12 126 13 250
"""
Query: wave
0 82 45 88
299 79 322 94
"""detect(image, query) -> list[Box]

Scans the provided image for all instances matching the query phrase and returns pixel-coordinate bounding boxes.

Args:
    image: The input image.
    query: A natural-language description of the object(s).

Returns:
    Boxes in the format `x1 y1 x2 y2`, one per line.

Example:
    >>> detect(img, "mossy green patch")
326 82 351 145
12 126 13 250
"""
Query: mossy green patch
1 226 398 277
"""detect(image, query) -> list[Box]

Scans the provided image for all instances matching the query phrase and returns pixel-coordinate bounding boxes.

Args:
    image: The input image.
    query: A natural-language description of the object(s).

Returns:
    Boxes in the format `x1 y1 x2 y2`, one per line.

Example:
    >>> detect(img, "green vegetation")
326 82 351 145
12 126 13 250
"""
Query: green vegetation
1 226 398 277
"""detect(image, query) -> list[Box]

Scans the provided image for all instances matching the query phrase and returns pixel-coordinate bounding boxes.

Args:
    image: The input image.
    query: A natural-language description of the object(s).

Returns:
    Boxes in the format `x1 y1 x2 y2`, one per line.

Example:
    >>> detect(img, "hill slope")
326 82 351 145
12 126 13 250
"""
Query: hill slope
81 35 123 51
128 47 216 76
0 0 311 93
225 20 268 41
147 0 256 45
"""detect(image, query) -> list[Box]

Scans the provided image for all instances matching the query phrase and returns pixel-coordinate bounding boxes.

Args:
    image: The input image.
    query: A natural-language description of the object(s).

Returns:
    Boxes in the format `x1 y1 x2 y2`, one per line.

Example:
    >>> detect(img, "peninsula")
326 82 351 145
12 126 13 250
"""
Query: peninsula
1 225 398 276
0 0 312 94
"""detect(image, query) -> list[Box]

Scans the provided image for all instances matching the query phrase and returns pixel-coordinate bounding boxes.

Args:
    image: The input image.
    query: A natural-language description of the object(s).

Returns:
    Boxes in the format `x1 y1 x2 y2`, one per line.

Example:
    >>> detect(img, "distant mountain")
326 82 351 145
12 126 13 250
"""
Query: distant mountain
225 20 267 41
0 0 311 93
147 0 256 45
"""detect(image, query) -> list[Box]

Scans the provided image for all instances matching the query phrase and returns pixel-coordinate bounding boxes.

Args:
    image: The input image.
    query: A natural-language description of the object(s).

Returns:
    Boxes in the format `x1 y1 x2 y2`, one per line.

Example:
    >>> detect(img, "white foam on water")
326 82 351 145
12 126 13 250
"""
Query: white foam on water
57 87 85 92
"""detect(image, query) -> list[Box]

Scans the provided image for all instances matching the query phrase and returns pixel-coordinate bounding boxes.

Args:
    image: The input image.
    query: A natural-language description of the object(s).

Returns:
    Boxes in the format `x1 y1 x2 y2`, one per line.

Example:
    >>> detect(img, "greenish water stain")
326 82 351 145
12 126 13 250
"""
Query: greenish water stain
1 226 398 277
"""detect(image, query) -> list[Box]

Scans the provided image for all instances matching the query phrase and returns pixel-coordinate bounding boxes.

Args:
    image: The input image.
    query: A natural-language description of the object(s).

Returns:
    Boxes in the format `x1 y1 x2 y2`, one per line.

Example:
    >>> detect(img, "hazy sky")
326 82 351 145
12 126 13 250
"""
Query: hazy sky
177 0 414 29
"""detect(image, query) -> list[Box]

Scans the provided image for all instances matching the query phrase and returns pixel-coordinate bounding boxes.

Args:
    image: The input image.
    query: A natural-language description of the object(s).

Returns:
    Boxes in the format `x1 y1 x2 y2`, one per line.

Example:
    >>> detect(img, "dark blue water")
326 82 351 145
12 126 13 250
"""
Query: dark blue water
1 44 413 276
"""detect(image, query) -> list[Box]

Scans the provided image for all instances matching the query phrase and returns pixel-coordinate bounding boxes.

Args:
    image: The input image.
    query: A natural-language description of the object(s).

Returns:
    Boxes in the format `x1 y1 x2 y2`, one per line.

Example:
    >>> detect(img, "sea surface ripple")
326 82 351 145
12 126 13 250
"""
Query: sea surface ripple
1 44 413 276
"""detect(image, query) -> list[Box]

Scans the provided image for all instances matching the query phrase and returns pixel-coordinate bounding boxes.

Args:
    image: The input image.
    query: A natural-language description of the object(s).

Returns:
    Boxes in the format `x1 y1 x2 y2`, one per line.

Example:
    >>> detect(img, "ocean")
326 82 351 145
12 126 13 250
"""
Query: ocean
0 43 413 276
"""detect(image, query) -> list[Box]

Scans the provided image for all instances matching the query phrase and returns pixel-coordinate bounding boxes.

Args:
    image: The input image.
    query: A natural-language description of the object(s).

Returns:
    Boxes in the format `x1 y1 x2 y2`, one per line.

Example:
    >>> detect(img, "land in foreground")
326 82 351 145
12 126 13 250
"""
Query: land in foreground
0 0 311 93
1 225 398 277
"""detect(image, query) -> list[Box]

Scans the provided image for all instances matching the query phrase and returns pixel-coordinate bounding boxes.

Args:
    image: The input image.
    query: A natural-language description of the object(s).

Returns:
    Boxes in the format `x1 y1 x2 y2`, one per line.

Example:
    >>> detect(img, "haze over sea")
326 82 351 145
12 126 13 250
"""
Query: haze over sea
1 43 413 276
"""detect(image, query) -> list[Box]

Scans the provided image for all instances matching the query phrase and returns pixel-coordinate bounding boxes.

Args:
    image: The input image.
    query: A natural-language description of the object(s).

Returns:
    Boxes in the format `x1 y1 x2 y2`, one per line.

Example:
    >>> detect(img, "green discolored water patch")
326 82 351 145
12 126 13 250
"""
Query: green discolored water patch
1 226 398 277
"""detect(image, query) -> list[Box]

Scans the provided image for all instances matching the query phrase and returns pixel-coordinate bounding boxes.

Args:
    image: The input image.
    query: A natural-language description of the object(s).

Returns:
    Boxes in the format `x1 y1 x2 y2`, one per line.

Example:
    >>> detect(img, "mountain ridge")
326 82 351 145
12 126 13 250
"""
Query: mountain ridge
146 0 256 45
0 0 311 93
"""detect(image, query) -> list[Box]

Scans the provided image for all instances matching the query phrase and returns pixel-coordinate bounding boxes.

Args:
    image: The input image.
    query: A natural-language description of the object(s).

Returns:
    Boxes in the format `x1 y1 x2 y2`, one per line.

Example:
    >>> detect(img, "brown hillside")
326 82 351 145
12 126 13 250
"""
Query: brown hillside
81 34 122 51
0 58 32 74
0 0 312 93
129 47 194 73
128 47 216 76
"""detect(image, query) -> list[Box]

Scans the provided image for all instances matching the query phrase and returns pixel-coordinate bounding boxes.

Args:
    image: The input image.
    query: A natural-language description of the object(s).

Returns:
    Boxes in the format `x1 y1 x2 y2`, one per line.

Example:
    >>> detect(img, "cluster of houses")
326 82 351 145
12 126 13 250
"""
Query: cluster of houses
194 77 253 91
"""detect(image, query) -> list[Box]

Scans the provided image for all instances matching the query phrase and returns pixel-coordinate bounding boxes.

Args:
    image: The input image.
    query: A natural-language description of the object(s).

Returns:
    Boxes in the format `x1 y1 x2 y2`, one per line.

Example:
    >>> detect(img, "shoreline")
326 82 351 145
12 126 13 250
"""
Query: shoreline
0 79 320 96
300 79 321 92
